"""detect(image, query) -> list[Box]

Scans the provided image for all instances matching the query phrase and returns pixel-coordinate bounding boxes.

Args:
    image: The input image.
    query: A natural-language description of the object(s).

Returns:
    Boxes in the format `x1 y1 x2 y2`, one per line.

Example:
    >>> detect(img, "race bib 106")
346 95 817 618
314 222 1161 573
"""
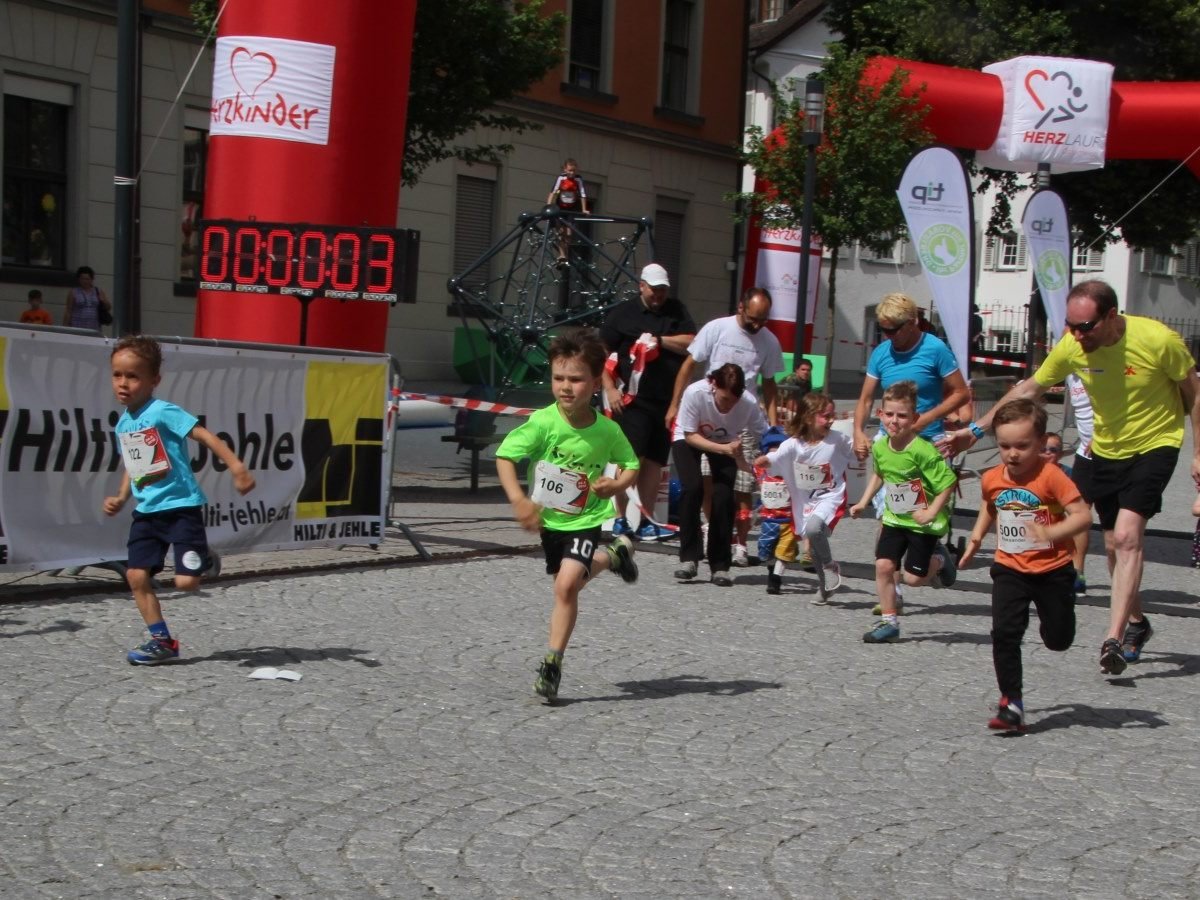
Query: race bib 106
532 460 590 515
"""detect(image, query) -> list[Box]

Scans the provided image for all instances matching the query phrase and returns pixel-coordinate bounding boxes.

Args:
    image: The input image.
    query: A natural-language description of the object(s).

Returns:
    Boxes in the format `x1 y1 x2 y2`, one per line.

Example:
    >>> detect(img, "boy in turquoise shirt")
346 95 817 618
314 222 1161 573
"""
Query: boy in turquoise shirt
850 380 958 643
497 329 640 701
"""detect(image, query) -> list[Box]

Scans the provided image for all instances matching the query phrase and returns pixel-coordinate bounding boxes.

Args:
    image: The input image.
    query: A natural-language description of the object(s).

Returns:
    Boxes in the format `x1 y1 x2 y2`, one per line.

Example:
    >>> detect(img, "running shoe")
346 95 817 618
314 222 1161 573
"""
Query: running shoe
731 544 750 567
606 536 639 584
987 696 1027 733
204 549 222 577
1099 638 1127 675
821 562 842 594
636 521 677 542
863 619 900 643
534 653 562 700
127 637 180 666
611 517 634 537
1120 617 1153 663
1073 575 1087 595
934 542 957 588
766 572 782 595
674 560 699 580
710 570 733 587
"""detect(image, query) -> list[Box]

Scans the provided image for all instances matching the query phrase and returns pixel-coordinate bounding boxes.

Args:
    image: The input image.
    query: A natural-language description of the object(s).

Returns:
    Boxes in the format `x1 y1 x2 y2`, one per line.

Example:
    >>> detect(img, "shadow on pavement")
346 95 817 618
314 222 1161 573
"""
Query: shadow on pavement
910 629 992 645
0 618 85 638
1121 651 1200 680
554 674 783 705
174 645 382 668
1028 703 1168 732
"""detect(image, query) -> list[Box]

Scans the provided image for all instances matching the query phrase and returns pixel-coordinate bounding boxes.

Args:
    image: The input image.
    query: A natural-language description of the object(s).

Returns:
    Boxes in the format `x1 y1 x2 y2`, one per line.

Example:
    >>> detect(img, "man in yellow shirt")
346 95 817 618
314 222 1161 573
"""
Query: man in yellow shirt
948 280 1200 676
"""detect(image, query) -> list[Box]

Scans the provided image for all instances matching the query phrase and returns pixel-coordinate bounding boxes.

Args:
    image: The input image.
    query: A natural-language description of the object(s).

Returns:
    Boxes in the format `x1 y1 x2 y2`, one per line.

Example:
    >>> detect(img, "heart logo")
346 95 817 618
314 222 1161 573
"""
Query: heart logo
229 47 277 98
1024 68 1049 110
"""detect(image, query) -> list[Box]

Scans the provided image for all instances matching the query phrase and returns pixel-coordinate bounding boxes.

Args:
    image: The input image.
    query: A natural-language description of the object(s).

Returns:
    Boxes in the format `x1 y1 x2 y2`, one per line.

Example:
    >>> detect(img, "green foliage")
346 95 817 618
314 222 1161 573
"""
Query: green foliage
823 0 1200 251
735 45 933 254
190 0 564 187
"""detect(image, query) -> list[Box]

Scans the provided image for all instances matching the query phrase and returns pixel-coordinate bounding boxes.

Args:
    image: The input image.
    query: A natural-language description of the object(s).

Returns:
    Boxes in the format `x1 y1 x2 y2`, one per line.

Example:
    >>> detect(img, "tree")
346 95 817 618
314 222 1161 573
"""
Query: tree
736 45 933 345
823 0 1200 251
191 0 564 187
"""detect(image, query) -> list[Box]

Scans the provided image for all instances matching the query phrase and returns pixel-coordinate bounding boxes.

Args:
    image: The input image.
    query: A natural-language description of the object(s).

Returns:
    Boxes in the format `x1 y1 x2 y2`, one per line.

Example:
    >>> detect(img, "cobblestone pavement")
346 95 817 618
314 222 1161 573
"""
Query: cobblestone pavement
2 515 1199 898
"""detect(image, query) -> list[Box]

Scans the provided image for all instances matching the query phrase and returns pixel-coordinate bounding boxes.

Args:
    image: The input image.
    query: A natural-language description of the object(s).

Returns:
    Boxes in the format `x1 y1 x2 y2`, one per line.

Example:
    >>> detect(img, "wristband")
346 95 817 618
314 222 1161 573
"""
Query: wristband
968 421 985 439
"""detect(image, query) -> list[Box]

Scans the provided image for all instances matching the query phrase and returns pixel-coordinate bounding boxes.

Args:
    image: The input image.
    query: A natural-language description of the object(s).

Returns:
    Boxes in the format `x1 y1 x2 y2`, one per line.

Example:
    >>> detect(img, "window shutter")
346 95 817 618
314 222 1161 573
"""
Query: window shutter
454 176 496 298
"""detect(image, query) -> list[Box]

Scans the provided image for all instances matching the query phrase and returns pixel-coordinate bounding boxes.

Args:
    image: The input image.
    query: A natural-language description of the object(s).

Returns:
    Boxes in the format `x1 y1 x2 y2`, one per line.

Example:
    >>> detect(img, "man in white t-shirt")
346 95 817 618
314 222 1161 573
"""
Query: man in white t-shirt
667 287 785 565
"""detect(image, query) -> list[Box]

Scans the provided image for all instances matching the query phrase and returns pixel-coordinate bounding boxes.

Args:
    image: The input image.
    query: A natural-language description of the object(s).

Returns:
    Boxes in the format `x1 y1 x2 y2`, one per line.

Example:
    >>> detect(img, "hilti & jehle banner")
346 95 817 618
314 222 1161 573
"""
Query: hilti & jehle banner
0 328 390 571
896 146 975 380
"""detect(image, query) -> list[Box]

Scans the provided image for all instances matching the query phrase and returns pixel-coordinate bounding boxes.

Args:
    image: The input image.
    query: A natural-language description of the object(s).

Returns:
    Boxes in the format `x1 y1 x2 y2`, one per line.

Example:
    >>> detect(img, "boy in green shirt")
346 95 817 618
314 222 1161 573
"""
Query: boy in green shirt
850 380 958 643
497 329 641 701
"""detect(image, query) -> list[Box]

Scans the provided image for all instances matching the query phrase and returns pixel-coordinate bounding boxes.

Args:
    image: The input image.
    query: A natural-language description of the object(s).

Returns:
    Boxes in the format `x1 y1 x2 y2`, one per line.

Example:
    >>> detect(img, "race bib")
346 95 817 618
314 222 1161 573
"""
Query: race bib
532 460 590 515
884 479 927 515
760 479 790 510
793 462 829 487
118 428 171 487
997 508 1052 553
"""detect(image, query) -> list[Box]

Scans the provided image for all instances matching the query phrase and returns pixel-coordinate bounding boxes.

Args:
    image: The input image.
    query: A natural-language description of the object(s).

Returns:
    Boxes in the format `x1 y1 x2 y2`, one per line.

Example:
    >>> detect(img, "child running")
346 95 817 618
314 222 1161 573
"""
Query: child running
958 399 1092 732
103 335 255 664
849 380 958 643
496 329 640 702
753 392 853 601
754 426 793 595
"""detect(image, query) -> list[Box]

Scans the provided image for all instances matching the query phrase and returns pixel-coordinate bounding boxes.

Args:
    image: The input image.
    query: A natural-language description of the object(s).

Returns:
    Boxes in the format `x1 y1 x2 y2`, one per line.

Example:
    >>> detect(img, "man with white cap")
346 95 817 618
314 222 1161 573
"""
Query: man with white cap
599 263 696 539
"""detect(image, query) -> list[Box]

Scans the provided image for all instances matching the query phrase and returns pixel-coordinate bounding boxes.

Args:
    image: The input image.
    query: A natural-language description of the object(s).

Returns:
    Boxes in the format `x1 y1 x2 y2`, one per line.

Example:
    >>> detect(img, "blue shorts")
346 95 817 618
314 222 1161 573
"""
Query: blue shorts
127 506 210 576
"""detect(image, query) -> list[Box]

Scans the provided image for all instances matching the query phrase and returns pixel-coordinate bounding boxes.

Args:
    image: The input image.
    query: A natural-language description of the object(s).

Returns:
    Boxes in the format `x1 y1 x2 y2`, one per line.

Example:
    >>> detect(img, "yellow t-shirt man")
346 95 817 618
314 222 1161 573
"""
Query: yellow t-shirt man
1035 315 1192 459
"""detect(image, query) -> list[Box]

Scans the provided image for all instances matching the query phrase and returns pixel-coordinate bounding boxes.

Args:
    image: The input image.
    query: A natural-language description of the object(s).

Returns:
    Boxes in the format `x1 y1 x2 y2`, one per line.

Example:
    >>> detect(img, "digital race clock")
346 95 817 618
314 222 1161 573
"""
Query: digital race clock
197 219 418 303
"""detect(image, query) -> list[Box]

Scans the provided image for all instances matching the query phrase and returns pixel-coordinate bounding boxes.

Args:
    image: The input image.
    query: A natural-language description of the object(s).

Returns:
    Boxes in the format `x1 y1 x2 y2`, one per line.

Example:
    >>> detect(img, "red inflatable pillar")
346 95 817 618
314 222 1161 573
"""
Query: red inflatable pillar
196 1 416 351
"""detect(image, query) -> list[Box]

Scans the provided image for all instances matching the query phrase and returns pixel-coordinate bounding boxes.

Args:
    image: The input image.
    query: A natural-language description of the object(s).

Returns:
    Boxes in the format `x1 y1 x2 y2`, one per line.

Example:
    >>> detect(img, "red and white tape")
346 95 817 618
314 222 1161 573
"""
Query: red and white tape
395 390 536 417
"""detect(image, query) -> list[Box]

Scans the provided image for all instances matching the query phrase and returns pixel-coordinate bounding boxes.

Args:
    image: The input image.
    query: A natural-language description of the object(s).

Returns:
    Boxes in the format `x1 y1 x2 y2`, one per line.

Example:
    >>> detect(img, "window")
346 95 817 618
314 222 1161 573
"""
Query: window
862 240 906 265
993 328 1015 354
653 197 686 298
661 0 695 112
452 174 497 311
568 0 606 91
983 232 1026 270
179 119 209 281
3 81 72 269
1180 240 1200 278
1142 248 1174 276
1072 238 1104 272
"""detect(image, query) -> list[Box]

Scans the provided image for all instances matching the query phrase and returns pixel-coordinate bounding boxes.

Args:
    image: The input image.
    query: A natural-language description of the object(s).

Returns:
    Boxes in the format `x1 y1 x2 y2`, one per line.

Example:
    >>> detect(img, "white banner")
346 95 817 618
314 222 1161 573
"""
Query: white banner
896 146 974 380
0 329 390 572
211 36 336 145
1021 188 1073 341
978 56 1113 173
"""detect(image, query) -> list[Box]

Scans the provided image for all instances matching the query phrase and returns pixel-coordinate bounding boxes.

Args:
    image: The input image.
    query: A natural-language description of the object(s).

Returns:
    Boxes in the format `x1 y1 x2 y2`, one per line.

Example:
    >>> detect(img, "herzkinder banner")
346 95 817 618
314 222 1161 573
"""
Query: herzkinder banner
0 329 390 572
896 146 974 381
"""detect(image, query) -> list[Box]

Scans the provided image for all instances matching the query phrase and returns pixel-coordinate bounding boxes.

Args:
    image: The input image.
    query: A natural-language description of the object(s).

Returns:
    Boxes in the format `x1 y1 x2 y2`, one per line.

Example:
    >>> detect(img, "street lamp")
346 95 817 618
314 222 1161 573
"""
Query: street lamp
794 79 824 364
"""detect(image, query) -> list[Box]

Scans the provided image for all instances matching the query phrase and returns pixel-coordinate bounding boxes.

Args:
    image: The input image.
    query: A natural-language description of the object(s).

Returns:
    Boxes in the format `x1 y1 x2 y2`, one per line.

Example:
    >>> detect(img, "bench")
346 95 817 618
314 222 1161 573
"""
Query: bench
442 434 505 493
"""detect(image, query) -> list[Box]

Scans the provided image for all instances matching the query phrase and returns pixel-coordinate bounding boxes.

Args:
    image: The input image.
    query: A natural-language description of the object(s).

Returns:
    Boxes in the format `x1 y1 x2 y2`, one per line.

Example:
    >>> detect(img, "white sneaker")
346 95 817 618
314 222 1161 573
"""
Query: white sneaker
821 561 842 593
731 544 749 567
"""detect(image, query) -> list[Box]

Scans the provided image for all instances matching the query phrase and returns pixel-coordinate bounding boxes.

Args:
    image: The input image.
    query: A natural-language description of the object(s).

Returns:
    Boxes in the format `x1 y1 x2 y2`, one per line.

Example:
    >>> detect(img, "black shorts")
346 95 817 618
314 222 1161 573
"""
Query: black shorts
1070 453 1094 505
127 506 210 575
875 524 940 577
1090 446 1179 530
618 402 671 467
541 526 603 577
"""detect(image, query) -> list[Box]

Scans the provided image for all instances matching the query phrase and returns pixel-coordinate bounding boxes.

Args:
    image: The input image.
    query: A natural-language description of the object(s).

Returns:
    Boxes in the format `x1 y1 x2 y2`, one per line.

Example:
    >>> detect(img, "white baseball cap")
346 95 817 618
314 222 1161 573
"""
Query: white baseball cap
639 263 670 287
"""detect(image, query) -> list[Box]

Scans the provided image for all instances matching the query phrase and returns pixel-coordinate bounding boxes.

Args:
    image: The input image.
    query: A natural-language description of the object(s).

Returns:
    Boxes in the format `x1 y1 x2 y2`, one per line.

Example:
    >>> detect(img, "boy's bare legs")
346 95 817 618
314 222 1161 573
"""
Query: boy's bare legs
128 568 165 627
874 559 900 616
548 563 587 653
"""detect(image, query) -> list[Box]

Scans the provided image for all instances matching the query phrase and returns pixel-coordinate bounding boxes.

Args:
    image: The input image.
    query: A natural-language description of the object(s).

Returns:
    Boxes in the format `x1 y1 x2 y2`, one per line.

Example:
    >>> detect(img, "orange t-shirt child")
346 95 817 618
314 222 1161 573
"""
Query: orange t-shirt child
981 460 1081 575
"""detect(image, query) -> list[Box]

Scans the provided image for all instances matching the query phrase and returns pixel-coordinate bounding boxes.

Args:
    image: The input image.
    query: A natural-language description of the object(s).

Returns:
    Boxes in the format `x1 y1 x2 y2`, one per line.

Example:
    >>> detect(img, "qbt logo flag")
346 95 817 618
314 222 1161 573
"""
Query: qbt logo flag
211 36 335 145
897 146 974 381
1022 188 1073 341
978 56 1113 173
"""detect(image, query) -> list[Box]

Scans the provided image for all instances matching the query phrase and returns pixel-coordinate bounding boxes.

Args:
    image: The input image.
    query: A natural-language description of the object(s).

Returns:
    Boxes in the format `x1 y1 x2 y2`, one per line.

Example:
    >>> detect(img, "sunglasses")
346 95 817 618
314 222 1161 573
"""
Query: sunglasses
1065 315 1104 335
879 321 907 336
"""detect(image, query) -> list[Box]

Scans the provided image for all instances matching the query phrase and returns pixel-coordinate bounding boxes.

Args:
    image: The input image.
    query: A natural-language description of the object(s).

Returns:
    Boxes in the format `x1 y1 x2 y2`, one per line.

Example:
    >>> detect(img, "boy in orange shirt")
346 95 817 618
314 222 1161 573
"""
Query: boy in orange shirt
959 399 1092 732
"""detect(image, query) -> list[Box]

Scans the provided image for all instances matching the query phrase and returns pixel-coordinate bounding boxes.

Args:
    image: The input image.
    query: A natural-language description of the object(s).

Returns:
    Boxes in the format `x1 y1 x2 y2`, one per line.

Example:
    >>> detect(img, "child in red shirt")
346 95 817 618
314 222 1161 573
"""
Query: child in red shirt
959 399 1092 732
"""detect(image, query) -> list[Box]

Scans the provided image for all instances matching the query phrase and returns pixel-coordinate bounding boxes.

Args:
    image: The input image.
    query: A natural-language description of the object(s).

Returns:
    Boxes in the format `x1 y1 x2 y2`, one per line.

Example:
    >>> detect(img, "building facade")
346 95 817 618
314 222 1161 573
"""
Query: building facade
1 0 747 383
